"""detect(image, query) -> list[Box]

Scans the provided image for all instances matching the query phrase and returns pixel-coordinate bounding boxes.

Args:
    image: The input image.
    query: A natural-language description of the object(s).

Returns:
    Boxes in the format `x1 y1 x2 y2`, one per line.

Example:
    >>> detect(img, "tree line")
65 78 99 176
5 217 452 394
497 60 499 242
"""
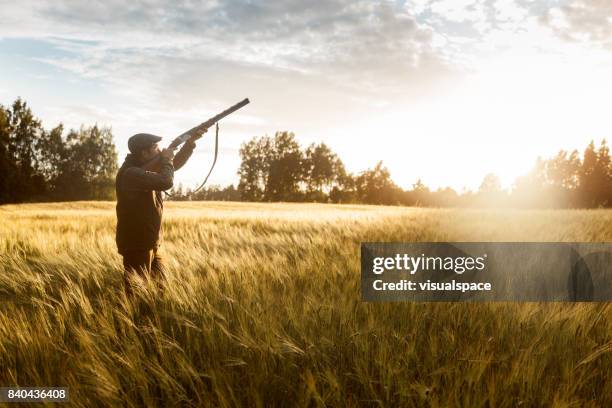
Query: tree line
173 131 612 209
0 98 117 203
4 98 612 209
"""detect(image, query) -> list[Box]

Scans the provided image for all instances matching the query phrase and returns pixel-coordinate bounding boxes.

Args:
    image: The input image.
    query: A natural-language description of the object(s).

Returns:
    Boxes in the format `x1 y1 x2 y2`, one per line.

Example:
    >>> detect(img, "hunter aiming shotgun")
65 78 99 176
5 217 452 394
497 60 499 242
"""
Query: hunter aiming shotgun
116 97 250 297
141 98 250 173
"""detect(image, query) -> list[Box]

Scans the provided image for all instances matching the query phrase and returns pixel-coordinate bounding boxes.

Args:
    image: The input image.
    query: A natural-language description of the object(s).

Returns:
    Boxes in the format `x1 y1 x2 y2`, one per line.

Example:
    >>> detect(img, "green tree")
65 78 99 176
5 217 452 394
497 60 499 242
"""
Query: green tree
36 124 66 196
407 179 431 206
578 140 612 207
237 136 272 201
355 161 401 205
264 131 304 201
1 99 47 202
330 172 357 203
546 150 581 190
54 125 118 200
595 139 612 206
0 105 18 202
0 99 118 203
303 142 346 201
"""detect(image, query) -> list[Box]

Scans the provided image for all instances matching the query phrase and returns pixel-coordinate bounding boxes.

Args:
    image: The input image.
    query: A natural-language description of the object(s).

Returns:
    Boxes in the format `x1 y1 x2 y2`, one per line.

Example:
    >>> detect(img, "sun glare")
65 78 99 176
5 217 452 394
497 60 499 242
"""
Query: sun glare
335 49 612 192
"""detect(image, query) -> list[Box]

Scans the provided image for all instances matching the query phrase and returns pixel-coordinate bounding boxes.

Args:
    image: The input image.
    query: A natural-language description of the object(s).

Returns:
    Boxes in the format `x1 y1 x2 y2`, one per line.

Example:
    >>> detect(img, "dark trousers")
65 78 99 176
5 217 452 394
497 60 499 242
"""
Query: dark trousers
122 249 166 297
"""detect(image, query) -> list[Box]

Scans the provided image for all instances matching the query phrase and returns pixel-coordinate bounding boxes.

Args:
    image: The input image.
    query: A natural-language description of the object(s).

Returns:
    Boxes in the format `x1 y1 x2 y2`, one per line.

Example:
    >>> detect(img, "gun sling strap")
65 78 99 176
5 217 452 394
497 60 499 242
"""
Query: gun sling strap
192 122 219 194
164 122 219 198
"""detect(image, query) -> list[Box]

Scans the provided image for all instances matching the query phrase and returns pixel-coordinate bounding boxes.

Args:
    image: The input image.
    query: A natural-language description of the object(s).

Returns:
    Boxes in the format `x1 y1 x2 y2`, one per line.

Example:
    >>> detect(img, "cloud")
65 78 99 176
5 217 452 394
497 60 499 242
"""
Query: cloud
543 0 612 48
405 0 537 61
2 1 586 143
493 0 529 25
0 1 448 90
429 0 487 24
0 0 466 146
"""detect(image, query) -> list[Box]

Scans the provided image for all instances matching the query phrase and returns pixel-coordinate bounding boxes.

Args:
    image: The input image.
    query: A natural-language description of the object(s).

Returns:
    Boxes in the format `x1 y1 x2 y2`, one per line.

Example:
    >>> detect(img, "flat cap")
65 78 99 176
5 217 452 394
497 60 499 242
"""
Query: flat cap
128 133 162 154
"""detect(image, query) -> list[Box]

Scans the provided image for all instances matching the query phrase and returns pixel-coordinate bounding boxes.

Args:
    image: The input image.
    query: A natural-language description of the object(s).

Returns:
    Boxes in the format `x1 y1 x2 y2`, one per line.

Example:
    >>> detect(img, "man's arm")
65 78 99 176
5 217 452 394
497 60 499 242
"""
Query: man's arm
173 128 207 171
173 140 196 171
122 155 174 191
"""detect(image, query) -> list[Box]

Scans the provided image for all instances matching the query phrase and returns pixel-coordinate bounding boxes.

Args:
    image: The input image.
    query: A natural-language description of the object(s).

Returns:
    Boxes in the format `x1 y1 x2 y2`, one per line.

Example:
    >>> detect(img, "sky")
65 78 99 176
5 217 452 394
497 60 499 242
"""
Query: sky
1 0 612 191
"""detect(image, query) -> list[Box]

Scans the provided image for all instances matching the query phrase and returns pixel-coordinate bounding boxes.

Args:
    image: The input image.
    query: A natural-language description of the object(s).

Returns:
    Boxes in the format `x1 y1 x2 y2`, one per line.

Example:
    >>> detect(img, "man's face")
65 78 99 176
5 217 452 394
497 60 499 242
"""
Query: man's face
140 143 161 162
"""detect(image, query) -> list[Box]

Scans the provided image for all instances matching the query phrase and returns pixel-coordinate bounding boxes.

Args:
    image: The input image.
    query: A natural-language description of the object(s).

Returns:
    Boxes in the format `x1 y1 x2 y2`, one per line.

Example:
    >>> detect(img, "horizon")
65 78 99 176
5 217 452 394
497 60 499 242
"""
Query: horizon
2 0 612 191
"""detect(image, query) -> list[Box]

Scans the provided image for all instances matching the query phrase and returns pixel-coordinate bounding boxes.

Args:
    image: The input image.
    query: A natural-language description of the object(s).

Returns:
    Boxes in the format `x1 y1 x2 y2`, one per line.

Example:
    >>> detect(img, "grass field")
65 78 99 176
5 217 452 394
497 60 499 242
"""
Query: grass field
0 201 610 407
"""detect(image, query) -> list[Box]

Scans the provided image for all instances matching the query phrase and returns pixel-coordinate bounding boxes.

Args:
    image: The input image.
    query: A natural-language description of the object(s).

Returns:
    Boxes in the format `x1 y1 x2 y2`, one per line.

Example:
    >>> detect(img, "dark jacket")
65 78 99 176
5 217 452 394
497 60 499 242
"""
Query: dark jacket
115 144 194 254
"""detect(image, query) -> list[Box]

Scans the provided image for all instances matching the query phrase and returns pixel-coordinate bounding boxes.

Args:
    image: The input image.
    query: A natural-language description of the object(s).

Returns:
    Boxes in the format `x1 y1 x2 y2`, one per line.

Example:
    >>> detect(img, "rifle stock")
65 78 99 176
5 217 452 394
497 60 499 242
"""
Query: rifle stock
140 98 250 172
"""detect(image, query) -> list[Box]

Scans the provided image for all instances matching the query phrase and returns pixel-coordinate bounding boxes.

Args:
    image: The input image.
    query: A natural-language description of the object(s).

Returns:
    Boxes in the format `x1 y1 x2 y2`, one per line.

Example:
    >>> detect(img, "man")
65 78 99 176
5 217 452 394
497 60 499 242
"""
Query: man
115 130 205 296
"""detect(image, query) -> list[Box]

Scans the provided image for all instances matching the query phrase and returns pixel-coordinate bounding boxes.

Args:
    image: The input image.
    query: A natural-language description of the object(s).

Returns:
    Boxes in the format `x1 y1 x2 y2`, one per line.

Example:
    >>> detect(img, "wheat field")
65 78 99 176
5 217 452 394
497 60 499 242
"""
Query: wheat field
0 201 610 407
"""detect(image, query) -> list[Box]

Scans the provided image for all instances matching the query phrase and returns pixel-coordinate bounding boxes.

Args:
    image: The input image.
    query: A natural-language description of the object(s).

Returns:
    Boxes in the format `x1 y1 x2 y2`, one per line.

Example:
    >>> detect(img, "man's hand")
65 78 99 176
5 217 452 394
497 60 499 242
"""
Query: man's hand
160 148 175 161
187 128 208 145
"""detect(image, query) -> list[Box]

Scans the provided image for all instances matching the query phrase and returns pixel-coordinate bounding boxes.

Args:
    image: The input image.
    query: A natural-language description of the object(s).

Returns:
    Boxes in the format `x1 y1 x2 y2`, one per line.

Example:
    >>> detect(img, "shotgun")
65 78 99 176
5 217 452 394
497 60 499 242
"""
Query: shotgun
142 98 250 172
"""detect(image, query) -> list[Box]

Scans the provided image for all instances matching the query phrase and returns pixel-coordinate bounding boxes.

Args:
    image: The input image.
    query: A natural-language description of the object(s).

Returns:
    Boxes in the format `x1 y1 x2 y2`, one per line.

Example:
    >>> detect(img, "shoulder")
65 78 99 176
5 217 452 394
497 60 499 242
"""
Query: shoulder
117 166 145 188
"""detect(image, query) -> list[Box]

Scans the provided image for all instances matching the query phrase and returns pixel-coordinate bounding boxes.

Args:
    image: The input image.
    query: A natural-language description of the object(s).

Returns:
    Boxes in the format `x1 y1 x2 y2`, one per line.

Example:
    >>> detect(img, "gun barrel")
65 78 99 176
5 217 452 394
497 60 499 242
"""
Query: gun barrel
209 98 250 125
169 98 250 149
